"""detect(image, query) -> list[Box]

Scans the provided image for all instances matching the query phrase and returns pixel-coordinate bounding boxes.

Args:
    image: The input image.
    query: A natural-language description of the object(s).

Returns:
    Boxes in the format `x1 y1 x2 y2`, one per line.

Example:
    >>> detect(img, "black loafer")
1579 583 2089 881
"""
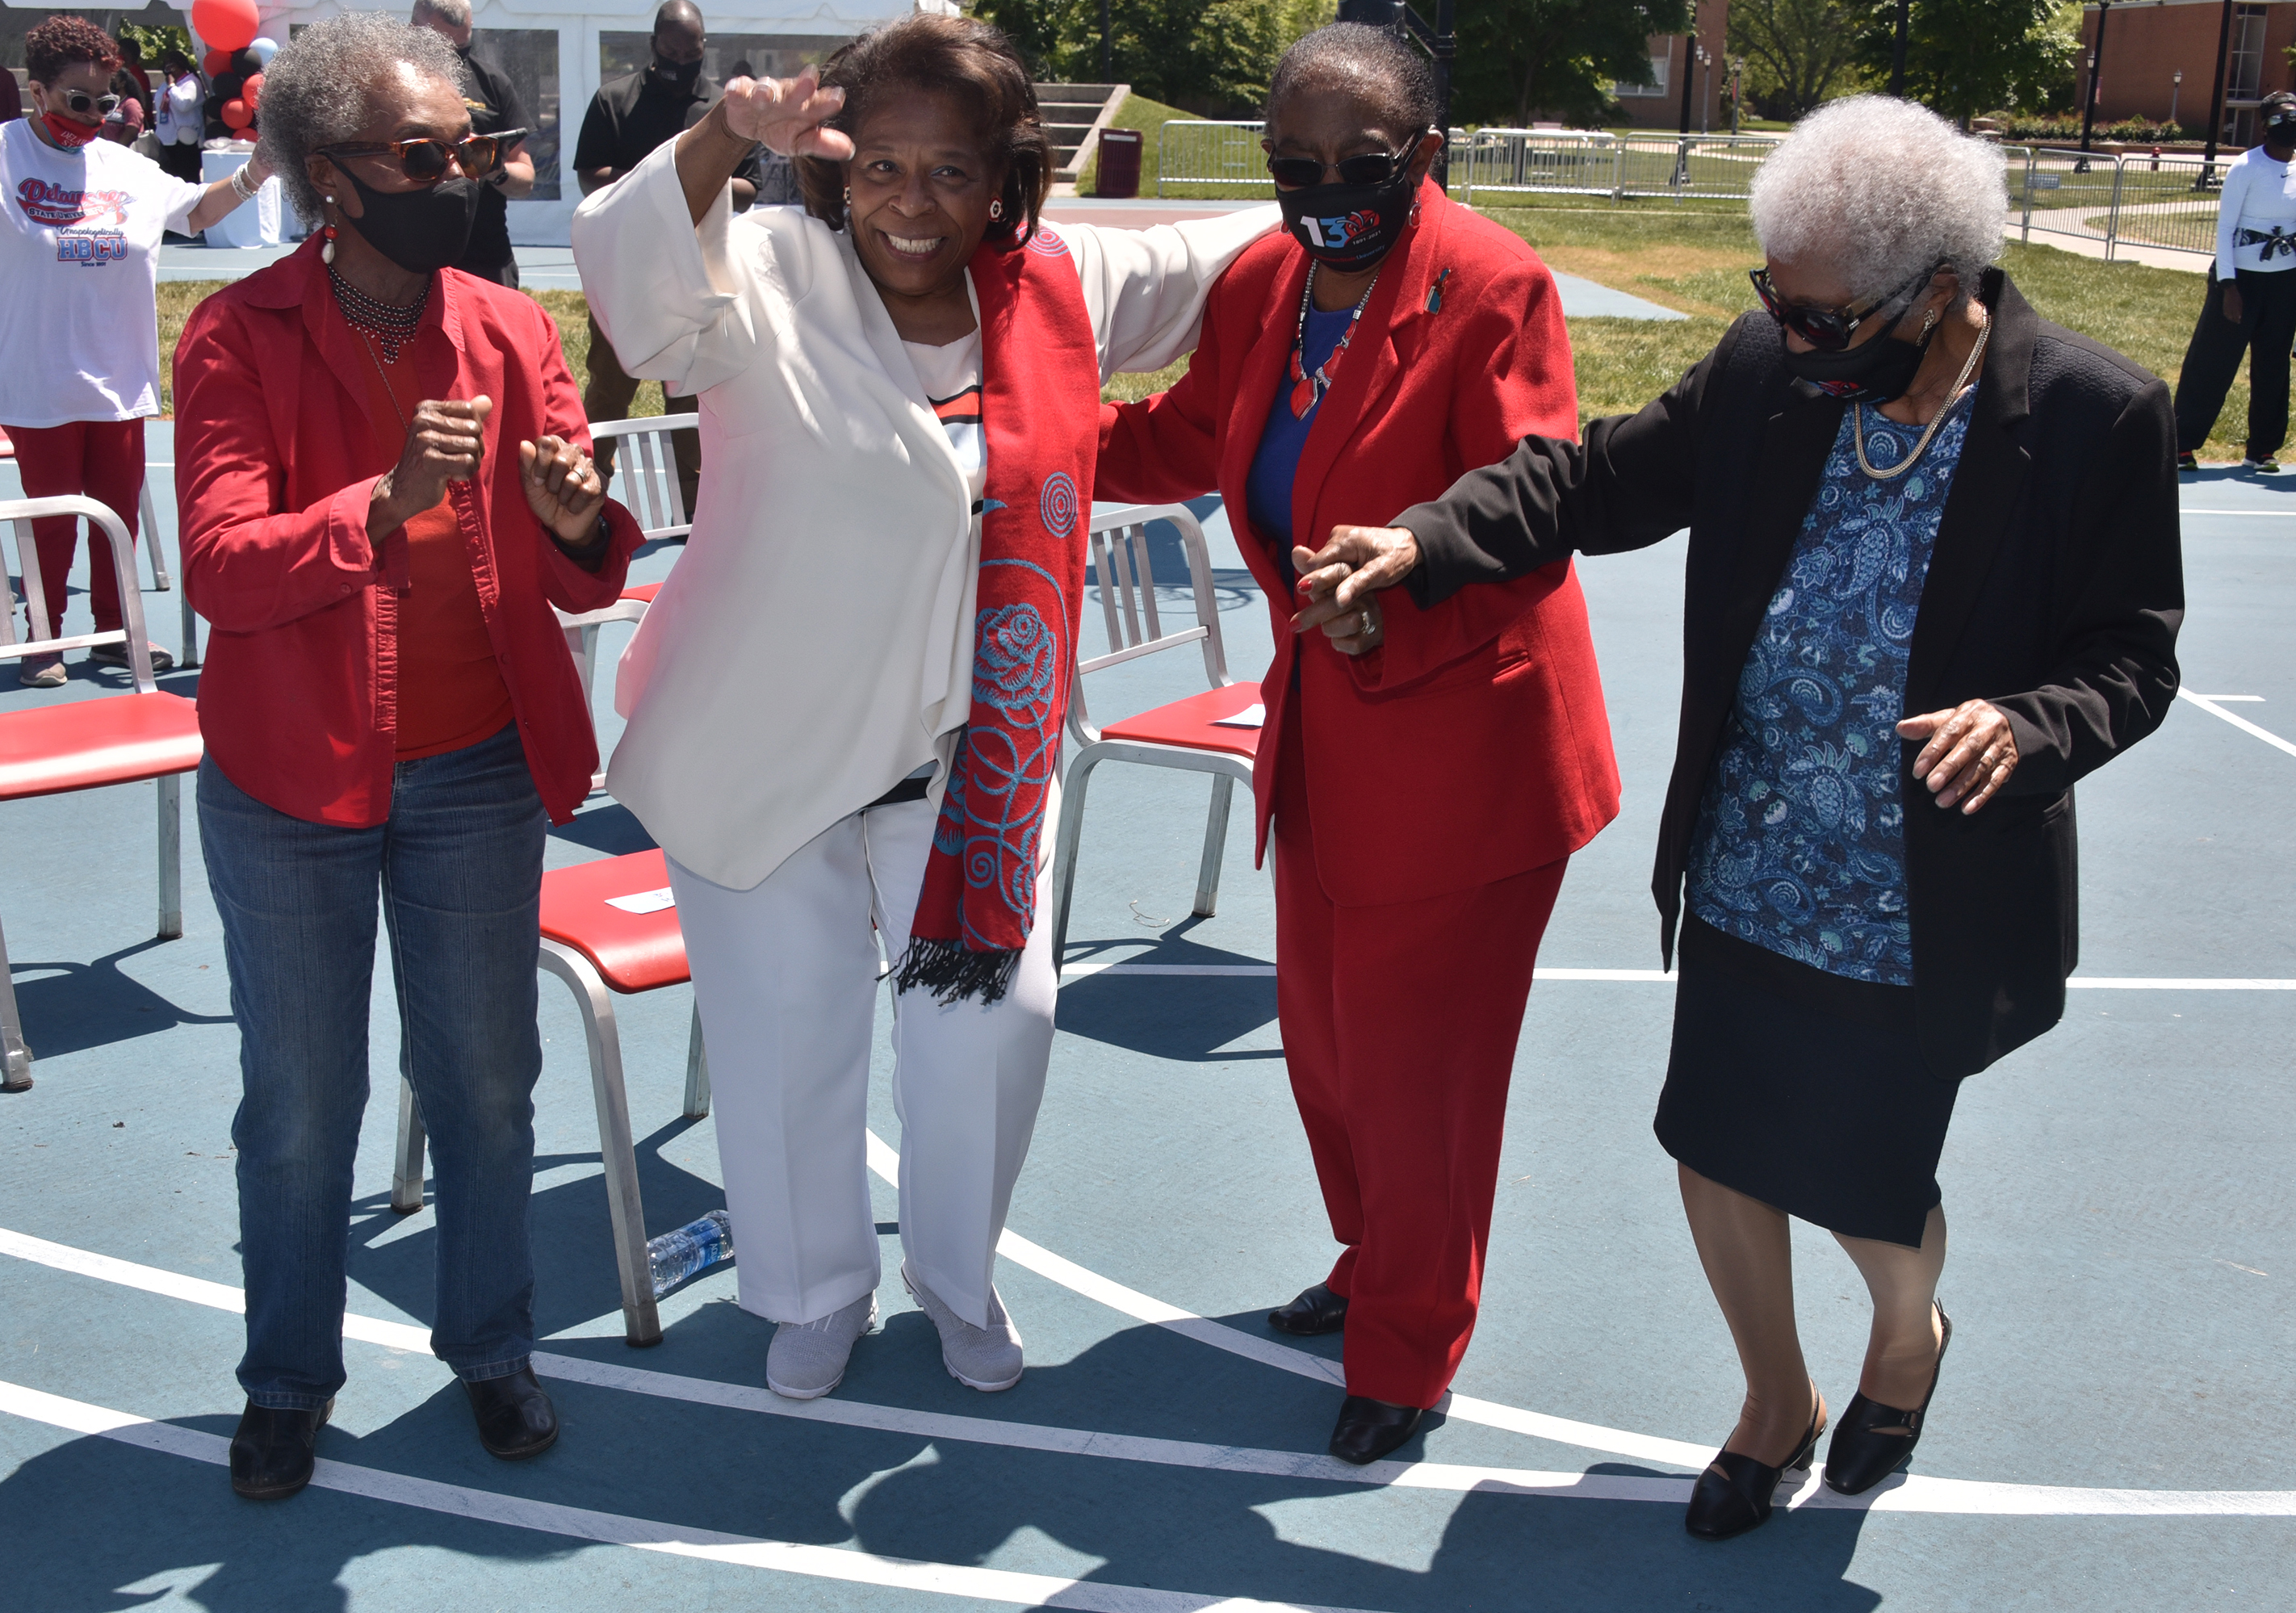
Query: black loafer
1684 1397 1825 1541
1825 1302 1952 1495
464 1366 559 1460
230 1398 332 1499
1268 1284 1349 1337
1328 1395 1423 1465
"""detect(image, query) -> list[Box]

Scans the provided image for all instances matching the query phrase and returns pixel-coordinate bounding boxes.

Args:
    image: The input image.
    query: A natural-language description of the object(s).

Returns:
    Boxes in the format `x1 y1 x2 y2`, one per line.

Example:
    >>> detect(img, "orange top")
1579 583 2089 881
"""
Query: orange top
358 350 515 759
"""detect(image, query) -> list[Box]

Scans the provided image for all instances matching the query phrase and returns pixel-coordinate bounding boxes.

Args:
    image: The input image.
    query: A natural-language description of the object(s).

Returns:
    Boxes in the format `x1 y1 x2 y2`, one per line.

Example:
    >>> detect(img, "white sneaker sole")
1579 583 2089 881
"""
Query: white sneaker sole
900 1267 1022 1393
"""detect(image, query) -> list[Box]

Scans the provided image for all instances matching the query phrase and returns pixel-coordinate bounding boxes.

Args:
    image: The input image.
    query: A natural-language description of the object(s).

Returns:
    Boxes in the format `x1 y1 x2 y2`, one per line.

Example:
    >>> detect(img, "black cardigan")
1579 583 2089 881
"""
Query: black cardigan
1397 270 2184 1079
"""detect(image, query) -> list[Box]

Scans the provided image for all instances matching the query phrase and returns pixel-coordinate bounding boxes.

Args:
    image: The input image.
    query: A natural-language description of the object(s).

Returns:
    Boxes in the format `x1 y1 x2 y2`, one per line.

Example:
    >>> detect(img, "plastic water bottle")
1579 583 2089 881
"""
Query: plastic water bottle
647 1208 734 1297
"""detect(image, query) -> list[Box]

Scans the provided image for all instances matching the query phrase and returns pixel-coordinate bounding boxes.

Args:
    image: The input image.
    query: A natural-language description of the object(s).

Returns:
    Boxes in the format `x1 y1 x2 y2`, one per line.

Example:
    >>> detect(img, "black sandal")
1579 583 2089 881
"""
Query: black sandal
1824 1301 1952 1495
1684 1390 1825 1541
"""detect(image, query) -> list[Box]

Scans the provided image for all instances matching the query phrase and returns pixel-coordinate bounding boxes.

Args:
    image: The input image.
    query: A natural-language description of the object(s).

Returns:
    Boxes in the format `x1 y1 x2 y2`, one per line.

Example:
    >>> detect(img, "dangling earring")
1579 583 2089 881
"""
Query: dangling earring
989 198 1003 220
321 197 337 265
1918 308 1940 338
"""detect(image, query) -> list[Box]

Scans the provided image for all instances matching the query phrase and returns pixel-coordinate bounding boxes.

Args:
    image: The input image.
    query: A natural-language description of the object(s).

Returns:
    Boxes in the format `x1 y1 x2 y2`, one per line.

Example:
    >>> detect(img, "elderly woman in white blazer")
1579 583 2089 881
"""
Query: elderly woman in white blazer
572 15 1272 1399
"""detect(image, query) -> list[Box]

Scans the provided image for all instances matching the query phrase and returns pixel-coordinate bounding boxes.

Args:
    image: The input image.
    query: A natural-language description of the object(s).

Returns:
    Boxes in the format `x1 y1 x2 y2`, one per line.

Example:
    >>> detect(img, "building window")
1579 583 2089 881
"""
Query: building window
1616 53 1670 98
2230 4 2267 101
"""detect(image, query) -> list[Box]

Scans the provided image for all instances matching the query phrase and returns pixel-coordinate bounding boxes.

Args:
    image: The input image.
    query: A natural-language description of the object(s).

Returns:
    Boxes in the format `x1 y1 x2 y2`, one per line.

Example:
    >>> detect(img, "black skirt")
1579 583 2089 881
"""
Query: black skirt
1653 919 1959 1248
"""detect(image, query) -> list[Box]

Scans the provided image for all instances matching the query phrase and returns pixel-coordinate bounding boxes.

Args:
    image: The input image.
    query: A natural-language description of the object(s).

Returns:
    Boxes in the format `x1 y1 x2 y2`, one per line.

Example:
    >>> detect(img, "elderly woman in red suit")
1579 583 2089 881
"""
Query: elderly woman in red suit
1096 22 1619 1465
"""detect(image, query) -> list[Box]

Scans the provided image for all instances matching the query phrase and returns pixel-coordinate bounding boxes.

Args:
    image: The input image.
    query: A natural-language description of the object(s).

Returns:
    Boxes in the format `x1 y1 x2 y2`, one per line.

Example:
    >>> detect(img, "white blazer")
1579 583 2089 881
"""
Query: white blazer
571 141 1275 890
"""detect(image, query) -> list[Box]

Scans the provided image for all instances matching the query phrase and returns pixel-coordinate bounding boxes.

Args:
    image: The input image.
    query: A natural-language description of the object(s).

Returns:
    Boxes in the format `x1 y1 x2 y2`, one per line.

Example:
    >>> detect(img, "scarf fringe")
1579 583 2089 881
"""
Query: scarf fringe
892 936 1021 1006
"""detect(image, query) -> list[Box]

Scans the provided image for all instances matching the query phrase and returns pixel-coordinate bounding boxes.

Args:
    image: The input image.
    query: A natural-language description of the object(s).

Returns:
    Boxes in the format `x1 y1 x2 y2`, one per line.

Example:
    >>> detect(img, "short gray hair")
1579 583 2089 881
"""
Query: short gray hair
257 12 469 228
1750 96 2007 308
413 0 472 28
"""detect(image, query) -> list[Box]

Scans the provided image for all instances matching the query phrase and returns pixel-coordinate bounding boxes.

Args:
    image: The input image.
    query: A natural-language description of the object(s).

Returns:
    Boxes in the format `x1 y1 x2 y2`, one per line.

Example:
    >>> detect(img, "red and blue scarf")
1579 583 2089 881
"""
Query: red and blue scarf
895 227 1100 1003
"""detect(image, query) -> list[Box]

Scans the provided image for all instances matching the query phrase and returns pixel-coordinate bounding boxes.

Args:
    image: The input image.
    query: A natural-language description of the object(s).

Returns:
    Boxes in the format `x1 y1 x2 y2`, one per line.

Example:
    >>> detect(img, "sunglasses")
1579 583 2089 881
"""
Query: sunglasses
1267 146 1412 190
1749 262 1938 353
57 90 122 116
321 129 529 183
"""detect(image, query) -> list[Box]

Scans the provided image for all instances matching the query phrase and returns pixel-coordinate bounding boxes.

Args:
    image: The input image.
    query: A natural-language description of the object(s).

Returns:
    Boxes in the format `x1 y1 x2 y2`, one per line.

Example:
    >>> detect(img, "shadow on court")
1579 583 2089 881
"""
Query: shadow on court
5 940 235 1062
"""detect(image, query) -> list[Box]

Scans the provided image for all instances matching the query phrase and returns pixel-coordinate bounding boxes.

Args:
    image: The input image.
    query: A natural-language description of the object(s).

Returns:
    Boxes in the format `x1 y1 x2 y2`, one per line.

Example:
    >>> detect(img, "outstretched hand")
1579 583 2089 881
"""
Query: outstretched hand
1287 526 1421 656
719 66 853 161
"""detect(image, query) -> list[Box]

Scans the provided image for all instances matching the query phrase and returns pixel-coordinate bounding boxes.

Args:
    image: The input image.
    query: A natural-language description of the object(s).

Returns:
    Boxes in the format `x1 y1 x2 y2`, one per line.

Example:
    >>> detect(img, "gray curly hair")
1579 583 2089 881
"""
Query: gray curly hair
257 12 469 228
1750 96 2007 310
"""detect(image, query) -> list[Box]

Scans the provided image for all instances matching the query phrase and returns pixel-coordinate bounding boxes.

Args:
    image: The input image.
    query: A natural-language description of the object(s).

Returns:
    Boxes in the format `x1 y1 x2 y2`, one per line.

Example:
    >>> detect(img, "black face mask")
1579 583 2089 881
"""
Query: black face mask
341 171 480 274
1779 304 1937 404
2269 115 2296 143
652 55 703 91
1277 162 1418 272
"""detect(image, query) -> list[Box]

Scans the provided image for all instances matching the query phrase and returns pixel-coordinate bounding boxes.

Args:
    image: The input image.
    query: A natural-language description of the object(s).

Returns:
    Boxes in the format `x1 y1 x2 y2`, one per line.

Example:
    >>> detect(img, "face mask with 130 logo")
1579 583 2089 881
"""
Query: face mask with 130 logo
1276 158 1420 272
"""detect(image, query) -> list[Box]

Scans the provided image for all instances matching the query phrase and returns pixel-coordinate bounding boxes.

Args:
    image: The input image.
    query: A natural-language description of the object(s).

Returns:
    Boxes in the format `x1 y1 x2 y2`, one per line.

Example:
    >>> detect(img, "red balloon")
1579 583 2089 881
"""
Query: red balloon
221 98 250 129
191 0 261 53
202 48 231 76
241 72 263 107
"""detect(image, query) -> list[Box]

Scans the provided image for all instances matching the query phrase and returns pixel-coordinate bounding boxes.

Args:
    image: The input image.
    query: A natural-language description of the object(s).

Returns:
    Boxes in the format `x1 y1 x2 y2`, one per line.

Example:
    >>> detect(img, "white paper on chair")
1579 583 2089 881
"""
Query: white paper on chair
1212 704 1266 728
606 887 677 914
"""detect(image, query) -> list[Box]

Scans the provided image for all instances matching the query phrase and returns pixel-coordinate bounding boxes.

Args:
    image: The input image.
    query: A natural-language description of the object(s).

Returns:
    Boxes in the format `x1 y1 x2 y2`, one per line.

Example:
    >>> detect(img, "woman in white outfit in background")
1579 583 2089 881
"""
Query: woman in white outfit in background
572 12 1272 1398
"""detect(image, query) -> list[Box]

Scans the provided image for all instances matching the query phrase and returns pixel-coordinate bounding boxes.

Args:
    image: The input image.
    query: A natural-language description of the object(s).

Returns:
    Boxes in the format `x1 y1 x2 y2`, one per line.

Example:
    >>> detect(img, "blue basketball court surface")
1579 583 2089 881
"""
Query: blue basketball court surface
0 424 2289 1611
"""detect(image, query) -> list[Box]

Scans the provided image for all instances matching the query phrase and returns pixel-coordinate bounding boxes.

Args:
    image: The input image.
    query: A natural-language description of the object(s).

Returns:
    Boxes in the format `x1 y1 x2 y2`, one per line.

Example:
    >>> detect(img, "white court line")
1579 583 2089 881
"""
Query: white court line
2178 508 2296 516
7 1227 2294 1518
0 1380 1372 1613
1062 963 2296 991
2180 690 2296 760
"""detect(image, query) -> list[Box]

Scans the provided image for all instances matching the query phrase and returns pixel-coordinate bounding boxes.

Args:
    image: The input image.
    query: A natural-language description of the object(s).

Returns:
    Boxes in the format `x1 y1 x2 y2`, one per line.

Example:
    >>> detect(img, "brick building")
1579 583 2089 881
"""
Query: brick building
2080 0 2296 147
1614 0 1731 130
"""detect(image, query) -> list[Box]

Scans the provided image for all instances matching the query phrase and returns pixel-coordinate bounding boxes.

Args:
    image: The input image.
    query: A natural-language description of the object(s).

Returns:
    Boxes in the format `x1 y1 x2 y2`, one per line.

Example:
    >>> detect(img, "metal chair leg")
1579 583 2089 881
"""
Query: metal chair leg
391 1077 427 1213
178 579 199 668
139 481 170 592
1192 773 1234 918
0 907 31 1092
540 939 661 1347
1049 748 1107 973
157 773 182 940
682 999 710 1119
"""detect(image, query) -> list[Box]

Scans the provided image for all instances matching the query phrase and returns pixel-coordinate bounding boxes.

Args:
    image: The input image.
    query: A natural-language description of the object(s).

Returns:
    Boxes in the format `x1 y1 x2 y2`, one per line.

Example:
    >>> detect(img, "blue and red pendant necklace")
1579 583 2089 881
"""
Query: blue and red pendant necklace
1288 264 1377 419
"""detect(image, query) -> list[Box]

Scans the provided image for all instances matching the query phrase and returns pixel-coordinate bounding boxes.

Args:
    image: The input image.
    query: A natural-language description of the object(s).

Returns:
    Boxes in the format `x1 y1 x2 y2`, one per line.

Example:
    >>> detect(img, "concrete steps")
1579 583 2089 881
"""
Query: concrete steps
1036 82 1131 184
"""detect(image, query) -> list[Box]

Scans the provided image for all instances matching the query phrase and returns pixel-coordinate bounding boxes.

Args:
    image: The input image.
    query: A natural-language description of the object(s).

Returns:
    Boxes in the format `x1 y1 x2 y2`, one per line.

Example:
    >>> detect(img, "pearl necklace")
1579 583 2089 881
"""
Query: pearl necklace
1854 313 1991 480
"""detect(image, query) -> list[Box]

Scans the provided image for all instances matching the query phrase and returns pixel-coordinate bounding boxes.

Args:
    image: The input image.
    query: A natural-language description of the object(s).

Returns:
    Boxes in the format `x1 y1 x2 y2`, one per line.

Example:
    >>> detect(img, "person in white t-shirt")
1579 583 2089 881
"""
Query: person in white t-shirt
2173 90 2296 473
2 16 268 686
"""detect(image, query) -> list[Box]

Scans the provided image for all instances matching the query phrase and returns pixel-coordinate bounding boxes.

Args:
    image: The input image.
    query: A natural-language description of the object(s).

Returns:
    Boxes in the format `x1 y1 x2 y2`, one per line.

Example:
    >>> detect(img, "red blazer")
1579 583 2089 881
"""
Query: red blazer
175 238 639 827
1097 183 1620 907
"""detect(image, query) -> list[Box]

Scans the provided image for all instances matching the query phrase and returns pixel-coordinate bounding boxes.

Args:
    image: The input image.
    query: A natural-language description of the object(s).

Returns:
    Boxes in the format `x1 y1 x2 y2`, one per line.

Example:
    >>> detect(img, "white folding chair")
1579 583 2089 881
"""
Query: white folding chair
588 413 697 544
0 496 203 1090
1049 503 1259 970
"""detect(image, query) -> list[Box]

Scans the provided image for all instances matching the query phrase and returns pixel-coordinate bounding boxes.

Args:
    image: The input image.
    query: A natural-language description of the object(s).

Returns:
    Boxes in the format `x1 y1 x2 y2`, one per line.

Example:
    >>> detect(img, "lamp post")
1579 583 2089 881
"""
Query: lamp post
1888 0 1909 98
1699 43 1712 134
2172 67 2184 131
2080 0 2114 156
1731 55 1743 136
2201 0 2235 188
1100 0 1110 82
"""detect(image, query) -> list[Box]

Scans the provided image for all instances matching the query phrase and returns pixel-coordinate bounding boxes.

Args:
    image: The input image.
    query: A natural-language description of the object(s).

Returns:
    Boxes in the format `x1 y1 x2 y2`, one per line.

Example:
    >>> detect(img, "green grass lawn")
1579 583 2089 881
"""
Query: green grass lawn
153 206 2247 459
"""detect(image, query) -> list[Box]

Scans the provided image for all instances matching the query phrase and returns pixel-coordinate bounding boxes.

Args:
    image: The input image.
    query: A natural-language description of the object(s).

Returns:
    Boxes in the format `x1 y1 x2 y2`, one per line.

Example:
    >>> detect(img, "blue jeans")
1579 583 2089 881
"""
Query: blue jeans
199 724 547 1409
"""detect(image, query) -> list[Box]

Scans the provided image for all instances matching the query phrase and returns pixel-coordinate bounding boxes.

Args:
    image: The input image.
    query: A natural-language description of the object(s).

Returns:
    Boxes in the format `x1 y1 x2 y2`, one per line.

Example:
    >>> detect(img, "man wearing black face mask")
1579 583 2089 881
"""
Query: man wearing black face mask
572 1 760 513
412 0 535 288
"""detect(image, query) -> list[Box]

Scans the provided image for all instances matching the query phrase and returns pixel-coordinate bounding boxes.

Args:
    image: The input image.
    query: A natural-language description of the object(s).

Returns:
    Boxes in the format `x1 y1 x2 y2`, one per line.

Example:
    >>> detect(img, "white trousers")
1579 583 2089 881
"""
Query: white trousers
666 798 1057 1330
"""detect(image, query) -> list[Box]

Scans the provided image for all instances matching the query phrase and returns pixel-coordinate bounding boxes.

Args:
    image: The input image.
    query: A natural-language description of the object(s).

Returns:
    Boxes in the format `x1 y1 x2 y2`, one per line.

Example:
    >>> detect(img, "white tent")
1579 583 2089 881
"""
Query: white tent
2 0 910 243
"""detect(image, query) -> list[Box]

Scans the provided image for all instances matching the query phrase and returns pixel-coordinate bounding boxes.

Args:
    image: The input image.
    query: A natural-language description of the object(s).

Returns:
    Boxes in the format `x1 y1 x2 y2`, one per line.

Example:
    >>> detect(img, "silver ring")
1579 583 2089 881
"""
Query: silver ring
1359 610 1373 636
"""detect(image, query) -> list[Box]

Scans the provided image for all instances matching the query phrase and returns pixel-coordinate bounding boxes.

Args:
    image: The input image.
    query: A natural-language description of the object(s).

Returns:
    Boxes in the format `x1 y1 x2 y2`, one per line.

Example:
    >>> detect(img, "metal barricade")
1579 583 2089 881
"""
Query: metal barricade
1456 130 1780 205
2017 146 2219 262
1155 120 1267 194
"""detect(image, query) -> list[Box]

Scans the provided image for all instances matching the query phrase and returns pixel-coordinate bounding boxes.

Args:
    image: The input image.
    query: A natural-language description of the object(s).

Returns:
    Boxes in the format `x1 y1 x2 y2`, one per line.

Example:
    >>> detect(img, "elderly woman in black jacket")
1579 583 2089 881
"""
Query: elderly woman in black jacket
1300 96 2182 1540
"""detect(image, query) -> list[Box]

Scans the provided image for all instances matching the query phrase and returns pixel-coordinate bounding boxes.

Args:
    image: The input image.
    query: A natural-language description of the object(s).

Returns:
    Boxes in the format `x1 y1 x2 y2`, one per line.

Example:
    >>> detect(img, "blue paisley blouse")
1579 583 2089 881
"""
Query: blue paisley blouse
1683 391 1975 984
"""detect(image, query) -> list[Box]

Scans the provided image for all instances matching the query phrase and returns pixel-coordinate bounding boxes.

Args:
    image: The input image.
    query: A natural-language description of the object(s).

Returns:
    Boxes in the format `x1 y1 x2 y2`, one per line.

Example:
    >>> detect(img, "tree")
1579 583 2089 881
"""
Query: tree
1452 0 1693 129
1851 0 2074 127
1728 0 1864 120
969 0 1335 113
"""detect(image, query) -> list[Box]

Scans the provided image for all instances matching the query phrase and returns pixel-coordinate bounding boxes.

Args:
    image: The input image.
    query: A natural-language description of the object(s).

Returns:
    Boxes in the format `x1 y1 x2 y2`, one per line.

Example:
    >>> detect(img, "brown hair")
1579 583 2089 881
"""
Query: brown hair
795 13 1052 251
26 16 121 85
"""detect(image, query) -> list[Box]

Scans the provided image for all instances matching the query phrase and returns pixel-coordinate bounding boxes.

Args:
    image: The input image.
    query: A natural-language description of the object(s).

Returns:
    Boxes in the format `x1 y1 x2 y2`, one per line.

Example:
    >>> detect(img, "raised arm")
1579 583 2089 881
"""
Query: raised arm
1058 207 1281 379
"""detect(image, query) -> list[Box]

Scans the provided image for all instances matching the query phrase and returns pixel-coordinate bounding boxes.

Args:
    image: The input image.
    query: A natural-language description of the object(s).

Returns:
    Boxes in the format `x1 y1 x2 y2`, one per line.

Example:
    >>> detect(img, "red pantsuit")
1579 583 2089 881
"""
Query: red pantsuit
6 417 146 637
1098 182 1623 1407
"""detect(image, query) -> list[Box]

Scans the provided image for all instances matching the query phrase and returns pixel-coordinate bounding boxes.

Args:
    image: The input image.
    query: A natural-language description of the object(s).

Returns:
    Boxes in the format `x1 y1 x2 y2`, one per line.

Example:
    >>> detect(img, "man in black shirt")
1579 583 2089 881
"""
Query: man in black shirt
572 1 761 514
413 0 536 288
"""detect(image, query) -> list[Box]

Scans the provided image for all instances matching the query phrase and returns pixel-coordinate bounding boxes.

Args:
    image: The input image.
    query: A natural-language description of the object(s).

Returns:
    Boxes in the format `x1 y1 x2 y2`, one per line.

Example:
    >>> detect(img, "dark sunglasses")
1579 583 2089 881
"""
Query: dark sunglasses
1749 262 1938 353
1267 146 1412 190
321 129 529 183
59 90 122 116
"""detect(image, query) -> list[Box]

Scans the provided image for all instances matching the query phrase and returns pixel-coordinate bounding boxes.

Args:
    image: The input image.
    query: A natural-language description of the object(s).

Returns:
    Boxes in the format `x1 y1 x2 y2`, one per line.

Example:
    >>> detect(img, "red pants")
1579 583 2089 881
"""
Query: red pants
6 417 146 639
1272 728 1566 1408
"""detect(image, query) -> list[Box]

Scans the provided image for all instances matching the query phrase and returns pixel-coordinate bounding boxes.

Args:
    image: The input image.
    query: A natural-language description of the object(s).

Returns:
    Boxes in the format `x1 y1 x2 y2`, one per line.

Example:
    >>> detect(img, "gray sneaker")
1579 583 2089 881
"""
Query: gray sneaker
765 1292 878 1400
19 654 65 689
901 1259 1023 1392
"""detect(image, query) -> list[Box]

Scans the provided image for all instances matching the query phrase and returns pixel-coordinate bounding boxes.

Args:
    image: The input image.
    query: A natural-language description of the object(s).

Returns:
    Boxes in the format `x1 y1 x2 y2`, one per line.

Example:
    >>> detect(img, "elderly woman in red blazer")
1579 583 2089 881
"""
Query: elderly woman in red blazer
174 15 639 1504
1096 22 1619 1465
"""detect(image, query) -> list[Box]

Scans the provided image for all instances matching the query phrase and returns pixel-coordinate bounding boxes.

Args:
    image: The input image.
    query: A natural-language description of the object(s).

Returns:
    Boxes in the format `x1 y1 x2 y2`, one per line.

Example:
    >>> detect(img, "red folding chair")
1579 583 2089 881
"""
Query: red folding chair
388 848 709 1347
0 496 203 1091
1048 503 1259 971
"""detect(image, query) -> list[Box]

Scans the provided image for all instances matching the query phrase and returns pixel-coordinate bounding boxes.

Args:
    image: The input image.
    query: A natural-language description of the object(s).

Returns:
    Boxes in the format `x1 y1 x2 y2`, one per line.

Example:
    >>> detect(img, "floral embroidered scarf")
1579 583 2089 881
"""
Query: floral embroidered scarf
895 227 1100 1003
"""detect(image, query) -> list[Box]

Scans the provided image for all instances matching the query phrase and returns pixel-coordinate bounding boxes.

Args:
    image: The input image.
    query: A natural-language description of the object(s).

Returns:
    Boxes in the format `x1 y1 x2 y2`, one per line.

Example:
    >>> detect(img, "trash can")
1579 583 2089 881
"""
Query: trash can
1095 128 1142 199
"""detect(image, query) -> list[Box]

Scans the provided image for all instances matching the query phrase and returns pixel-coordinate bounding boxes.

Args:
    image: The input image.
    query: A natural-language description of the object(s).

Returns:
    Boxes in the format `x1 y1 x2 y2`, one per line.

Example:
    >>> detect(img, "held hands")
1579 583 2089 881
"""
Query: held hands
519 435 608 547
1897 699 2020 814
718 65 853 161
1287 526 1422 656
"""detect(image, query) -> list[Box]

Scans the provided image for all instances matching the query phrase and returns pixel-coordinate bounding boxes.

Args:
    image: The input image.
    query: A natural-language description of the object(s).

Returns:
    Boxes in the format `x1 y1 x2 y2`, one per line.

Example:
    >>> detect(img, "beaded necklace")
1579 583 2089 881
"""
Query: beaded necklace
1288 264 1377 419
327 264 429 366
